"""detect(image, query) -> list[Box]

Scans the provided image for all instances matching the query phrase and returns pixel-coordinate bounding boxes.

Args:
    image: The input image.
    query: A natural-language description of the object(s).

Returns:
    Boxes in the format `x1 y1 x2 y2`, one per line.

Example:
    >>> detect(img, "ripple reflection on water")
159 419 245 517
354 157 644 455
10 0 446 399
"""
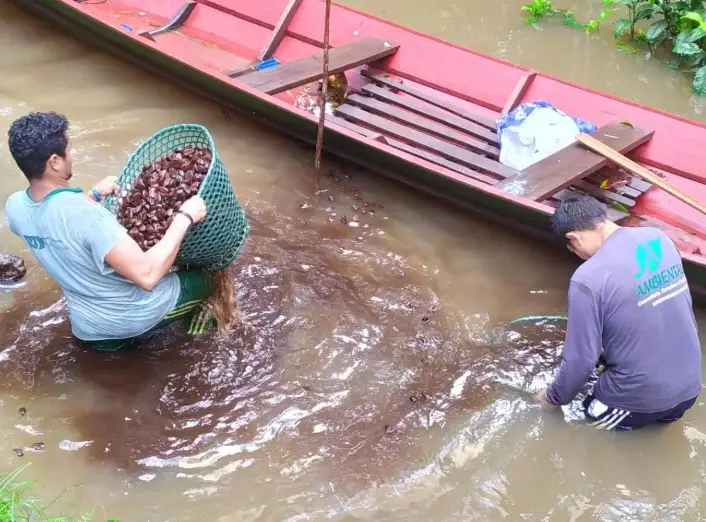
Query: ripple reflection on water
0 201 573 519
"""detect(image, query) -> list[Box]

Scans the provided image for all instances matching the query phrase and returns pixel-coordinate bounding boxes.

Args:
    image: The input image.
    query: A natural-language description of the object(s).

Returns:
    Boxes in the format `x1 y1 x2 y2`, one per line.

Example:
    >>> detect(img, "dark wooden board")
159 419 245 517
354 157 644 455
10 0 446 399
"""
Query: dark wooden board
259 0 303 61
139 1 196 38
347 94 500 158
360 83 498 145
335 104 518 179
572 179 636 207
239 37 399 95
380 137 499 185
495 122 654 201
554 189 629 222
501 71 536 115
585 174 642 198
325 113 381 139
361 70 497 131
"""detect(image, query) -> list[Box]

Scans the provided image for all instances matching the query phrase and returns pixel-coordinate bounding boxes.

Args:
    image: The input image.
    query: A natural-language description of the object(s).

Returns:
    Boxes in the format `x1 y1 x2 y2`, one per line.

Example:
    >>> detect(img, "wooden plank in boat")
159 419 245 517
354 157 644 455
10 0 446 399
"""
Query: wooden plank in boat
360 83 498 145
325 113 382 139
379 137 499 185
572 180 636 207
554 190 629 222
239 37 399 95
335 104 518 179
501 71 536 115
259 0 303 61
495 122 654 201
347 94 500 158
361 70 497 131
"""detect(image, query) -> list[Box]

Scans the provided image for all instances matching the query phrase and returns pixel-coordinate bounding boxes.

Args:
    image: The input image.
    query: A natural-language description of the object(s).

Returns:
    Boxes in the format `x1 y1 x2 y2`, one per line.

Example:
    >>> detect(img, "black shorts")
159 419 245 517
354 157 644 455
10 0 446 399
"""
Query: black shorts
582 393 698 431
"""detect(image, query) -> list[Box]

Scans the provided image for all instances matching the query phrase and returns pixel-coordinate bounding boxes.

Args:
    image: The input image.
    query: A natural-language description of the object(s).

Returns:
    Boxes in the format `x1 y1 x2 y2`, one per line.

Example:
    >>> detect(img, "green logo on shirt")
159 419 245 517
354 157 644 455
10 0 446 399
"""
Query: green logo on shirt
22 235 66 251
634 238 662 279
634 236 687 304
23 235 46 250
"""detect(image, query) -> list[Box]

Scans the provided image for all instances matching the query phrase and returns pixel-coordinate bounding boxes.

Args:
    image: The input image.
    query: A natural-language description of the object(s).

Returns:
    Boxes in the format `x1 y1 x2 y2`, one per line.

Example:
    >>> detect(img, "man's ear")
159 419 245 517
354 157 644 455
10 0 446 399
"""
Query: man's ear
565 231 580 243
47 153 62 173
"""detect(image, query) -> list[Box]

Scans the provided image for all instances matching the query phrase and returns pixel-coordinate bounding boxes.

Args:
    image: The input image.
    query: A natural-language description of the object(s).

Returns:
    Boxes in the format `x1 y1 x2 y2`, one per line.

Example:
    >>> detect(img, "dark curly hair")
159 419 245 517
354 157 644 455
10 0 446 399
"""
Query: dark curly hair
7 111 69 181
552 194 608 244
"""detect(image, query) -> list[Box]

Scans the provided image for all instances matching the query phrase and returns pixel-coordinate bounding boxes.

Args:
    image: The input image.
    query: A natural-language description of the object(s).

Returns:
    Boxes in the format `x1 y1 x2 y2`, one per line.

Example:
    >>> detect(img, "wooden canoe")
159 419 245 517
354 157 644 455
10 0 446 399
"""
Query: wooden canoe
11 0 706 305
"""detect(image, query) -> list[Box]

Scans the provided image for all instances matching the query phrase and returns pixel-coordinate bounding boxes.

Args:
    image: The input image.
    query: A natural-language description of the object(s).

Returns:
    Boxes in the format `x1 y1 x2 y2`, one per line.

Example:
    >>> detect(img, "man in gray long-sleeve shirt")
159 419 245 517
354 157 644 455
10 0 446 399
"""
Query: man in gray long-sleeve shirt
535 195 702 431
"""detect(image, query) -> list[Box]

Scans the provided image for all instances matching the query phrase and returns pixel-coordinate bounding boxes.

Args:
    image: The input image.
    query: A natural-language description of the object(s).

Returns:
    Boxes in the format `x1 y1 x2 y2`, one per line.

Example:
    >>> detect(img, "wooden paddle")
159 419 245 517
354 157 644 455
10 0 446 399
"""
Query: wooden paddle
576 132 706 217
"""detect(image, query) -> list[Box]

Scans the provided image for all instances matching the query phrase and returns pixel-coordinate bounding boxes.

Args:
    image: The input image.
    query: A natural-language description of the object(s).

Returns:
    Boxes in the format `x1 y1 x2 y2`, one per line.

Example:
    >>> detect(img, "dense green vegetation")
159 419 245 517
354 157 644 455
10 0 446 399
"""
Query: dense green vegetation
0 466 118 522
522 0 706 95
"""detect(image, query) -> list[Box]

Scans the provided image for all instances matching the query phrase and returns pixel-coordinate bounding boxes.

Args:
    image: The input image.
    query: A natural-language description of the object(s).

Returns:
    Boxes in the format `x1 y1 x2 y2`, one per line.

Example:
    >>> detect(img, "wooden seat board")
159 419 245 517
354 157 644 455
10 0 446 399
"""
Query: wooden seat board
335 103 518 179
360 83 498 145
346 94 500 158
495 122 654 201
361 70 497 131
239 37 399 95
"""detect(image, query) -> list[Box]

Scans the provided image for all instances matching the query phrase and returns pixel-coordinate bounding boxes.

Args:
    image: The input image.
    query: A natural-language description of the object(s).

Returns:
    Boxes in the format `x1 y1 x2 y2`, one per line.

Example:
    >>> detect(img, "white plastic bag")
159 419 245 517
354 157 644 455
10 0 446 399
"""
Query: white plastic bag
498 106 580 171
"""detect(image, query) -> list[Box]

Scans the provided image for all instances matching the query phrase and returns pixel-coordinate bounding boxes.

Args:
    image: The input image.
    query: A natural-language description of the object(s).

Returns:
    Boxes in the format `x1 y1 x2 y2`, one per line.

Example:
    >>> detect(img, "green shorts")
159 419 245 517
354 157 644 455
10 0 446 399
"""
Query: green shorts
87 270 214 352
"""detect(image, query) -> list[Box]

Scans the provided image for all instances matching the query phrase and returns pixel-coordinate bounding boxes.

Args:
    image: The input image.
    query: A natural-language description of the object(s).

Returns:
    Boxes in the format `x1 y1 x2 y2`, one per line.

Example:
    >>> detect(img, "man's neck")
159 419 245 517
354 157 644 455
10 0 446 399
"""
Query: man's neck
28 178 69 203
599 221 620 243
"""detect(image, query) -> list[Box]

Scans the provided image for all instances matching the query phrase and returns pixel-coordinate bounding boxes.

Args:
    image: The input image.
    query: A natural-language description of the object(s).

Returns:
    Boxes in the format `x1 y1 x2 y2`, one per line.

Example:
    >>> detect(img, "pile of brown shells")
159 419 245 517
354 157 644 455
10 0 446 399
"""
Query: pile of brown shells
117 146 211 250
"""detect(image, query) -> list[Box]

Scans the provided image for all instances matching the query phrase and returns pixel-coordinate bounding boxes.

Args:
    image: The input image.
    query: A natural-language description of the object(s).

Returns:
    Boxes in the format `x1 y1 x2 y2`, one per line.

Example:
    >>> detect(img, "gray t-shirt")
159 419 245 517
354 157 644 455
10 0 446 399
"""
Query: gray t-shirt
4 188 179 341
546 226 702 413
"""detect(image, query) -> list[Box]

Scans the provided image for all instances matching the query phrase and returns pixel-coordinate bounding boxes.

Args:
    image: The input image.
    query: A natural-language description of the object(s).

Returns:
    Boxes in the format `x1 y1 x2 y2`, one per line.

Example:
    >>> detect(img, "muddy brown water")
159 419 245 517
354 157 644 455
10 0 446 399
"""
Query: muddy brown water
2 0 706 520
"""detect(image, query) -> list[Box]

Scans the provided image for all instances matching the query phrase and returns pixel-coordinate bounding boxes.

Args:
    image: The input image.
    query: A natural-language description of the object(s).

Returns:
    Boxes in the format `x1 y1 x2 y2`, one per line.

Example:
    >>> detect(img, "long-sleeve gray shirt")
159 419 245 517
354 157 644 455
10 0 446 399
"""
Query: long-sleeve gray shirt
546 226 702 413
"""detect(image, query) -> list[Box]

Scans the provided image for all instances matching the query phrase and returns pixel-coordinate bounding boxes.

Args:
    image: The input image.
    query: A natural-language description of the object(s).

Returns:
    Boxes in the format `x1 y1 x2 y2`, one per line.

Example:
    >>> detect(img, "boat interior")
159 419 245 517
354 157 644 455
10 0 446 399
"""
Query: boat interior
68 0 706 256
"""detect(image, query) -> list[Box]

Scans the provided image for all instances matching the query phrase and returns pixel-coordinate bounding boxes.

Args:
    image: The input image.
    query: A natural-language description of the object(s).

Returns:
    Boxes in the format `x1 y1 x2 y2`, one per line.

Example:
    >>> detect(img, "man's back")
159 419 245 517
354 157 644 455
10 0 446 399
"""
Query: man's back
575 226 701 413
4 188 179 341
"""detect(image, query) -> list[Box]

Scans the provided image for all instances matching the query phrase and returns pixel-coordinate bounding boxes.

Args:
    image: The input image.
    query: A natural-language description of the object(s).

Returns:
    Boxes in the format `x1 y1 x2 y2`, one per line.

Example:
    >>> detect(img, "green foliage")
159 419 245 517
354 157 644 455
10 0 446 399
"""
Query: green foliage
521 0 706 95
521 0 556 24
0 466 118 522
521 0 612 34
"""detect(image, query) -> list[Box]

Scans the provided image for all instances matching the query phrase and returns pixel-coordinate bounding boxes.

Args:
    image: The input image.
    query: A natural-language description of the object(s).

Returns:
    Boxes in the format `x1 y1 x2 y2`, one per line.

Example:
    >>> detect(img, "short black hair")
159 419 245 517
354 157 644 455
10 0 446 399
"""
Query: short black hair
551 195 608 243
7 111 69 181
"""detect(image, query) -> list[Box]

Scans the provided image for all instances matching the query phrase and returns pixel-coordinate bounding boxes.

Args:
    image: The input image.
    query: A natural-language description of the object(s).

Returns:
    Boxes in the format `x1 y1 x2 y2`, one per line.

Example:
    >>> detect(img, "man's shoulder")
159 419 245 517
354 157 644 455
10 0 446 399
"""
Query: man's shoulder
5 190 27 213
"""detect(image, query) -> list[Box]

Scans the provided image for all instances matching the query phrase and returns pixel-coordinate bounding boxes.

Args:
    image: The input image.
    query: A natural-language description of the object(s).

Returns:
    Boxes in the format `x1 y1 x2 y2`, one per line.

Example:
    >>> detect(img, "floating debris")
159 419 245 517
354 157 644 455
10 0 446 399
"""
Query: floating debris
13 448 24 457
18 407 26 416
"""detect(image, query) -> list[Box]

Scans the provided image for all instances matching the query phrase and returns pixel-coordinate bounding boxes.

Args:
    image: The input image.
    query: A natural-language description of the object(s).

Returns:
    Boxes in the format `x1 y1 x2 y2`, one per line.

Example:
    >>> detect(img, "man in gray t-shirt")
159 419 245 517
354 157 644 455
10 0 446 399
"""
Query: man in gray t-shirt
4 112 210 351
535 195 702 431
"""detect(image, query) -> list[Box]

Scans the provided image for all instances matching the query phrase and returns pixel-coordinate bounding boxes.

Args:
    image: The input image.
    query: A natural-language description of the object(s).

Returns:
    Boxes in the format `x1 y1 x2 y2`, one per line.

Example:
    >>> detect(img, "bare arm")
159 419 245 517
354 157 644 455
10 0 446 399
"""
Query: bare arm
104 195 207 291
105 213 192 291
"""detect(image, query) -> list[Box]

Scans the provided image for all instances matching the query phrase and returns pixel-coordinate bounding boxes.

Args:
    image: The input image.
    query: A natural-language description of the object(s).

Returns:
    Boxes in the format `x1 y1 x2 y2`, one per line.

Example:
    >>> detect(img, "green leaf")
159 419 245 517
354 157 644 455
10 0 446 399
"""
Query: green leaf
673 40 704 55
645 19 668 42
682 11 705 24
615 40 639 53
614 18 633 36
666 59 682 69
693 65 706 95
620 120 634 128
680 52 706 69
687 26 706 42
635 3 657 20
611 201 630 214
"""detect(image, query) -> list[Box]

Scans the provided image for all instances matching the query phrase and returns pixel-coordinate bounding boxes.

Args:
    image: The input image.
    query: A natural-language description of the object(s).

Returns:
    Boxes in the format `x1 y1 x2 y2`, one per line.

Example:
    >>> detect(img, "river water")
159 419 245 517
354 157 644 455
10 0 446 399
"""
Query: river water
1 0 706 520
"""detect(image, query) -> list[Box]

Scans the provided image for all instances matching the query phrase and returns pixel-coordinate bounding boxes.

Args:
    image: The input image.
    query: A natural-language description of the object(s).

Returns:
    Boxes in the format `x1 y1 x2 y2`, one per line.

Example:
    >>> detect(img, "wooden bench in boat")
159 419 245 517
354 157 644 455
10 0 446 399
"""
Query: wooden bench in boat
495 121 654 201
329 72 654 221
236 37 399 95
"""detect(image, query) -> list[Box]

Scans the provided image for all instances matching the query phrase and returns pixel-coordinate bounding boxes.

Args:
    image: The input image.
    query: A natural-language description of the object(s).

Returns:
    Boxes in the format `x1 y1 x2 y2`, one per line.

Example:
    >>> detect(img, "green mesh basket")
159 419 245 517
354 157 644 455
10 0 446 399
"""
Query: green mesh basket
103 124 249 271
